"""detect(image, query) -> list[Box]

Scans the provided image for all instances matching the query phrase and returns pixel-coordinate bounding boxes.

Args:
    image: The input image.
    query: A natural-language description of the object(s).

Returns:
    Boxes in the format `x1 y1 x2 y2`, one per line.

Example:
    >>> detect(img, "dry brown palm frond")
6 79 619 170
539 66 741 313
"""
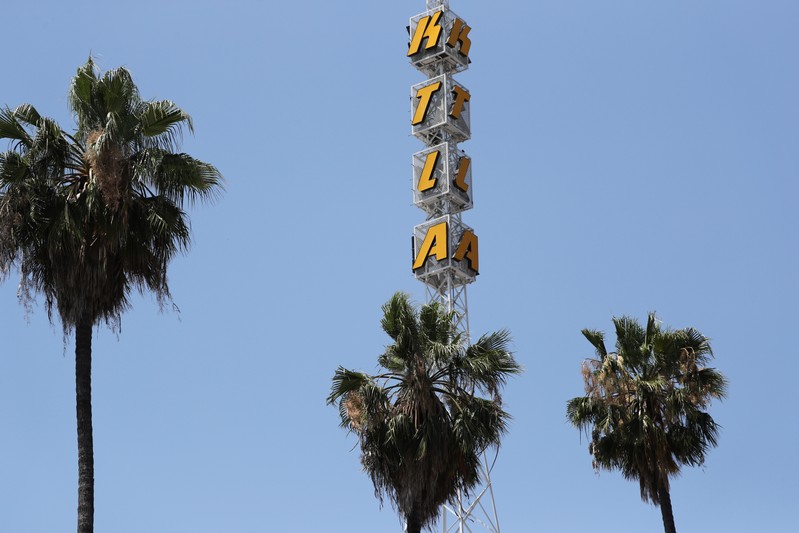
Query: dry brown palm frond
581 359 601 396
344 391 365 431
85 128 126 208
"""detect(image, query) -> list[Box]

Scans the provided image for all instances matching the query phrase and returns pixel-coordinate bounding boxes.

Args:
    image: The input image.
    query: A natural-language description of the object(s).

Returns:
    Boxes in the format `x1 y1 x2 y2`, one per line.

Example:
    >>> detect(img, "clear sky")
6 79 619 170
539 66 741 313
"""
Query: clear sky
1 1 797 532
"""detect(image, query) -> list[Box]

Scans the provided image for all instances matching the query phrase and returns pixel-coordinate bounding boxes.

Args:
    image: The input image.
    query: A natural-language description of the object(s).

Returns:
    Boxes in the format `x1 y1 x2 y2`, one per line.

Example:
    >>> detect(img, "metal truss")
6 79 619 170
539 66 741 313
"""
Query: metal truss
441 450 502 533
425 277 469 337
426 0 449 10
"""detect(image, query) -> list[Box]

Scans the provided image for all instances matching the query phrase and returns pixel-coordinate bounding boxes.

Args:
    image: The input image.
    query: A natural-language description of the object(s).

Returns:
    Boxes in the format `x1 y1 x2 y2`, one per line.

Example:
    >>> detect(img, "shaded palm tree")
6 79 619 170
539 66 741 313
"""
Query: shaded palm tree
566 314 727 533
0 58 222 533
328 292 520 533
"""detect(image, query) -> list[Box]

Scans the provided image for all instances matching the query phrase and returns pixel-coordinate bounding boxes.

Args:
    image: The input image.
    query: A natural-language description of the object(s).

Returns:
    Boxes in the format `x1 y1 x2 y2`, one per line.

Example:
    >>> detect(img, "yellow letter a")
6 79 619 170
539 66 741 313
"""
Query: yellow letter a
413 222 448 270
453 230 479 273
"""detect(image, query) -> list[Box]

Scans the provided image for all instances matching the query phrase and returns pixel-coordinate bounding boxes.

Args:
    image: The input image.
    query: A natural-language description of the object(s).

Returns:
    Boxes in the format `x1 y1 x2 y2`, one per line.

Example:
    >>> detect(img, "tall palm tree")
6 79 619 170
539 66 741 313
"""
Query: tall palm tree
566 314 728 533
0 58 222 533
328 292 520 533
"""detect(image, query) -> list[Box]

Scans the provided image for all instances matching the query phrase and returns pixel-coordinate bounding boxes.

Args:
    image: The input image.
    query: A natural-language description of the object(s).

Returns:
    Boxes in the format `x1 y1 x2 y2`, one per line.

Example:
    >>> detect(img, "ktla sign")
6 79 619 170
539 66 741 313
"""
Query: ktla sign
408 6 478 281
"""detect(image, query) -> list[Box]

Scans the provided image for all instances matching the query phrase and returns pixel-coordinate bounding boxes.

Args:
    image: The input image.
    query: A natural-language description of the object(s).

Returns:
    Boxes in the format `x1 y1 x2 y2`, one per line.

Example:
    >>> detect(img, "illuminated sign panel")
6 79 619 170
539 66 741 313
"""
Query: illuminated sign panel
409 5 477 286
412 142 472 214
412 221 448 270
408 9 471 76
408 12 444 56
411 75 471 145
411 81 443 125
412 215 479 279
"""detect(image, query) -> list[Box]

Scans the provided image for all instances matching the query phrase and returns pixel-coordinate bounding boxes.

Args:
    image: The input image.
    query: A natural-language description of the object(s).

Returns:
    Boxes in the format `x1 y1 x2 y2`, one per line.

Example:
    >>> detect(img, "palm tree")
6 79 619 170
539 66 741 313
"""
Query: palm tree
566 314 728 533
0 58 222 533
328 292 520 533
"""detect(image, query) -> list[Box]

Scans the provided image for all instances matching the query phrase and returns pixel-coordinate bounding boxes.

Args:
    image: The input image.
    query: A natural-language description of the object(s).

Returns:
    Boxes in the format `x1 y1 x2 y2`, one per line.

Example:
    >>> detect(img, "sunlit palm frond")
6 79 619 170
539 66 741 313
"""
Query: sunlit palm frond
581 328 607 358
138 100 193 151
143 152 224 205
0 107 32 147
457 330 519 395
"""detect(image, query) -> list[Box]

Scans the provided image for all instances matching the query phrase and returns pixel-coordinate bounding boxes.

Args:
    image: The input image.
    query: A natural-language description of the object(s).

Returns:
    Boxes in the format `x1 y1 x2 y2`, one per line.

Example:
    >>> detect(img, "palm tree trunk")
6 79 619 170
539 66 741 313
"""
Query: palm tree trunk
657 484 677 533
405 515 422 533
76 316 94 533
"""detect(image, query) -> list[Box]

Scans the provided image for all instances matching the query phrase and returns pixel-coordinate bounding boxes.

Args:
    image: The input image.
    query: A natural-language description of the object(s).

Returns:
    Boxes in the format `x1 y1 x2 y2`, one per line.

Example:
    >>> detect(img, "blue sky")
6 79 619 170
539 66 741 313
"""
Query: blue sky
1 1 797 531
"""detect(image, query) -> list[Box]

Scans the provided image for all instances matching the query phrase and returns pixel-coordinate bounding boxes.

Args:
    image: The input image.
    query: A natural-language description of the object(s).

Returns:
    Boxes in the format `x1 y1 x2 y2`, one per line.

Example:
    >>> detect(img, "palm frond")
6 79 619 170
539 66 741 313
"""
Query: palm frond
138 100 193 149
692 367 728 400
0 107 32 146
13 104 41 126
327 367 374 405
613 316 646 363
142 152 224 205
377 349 406 373
458 330 519 395
0 151 29 186
68 58 101 135
451 395 508 452
97 66 139 115
581 328 607 358
380 292 419 360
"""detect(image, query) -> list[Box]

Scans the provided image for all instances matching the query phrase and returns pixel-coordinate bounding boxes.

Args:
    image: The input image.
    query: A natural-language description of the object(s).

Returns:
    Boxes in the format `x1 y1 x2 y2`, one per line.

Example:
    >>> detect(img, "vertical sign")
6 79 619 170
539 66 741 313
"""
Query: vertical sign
409 4 479 282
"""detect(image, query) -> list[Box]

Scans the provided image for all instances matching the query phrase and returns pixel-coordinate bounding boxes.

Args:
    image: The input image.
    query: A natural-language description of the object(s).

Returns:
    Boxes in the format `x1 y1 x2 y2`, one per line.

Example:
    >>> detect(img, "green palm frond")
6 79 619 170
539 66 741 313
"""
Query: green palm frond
144 152 224 205
138 100 193 151
327 367 374 405
581 328 607 358
380 291 418 340
139 195 191 253
692 367 728 399
0 107 32 146
457 330 519 395
97 66 139 116
419 300 452 343
451 395 508 451
377 346 406 373
68 58 102 133
0 151 29 185
13 104 42 126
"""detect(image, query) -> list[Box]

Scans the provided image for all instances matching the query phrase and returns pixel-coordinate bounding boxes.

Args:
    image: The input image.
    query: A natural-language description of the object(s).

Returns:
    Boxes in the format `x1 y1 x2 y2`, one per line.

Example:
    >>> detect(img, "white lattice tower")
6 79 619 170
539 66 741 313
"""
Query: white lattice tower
406 2 503 532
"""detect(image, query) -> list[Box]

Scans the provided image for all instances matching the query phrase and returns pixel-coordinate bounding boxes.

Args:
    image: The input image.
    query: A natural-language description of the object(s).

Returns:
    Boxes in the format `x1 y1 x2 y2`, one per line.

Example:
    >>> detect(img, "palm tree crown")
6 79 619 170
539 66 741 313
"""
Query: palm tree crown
328 292 520 533
566 314 727 533
1 57 221 328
